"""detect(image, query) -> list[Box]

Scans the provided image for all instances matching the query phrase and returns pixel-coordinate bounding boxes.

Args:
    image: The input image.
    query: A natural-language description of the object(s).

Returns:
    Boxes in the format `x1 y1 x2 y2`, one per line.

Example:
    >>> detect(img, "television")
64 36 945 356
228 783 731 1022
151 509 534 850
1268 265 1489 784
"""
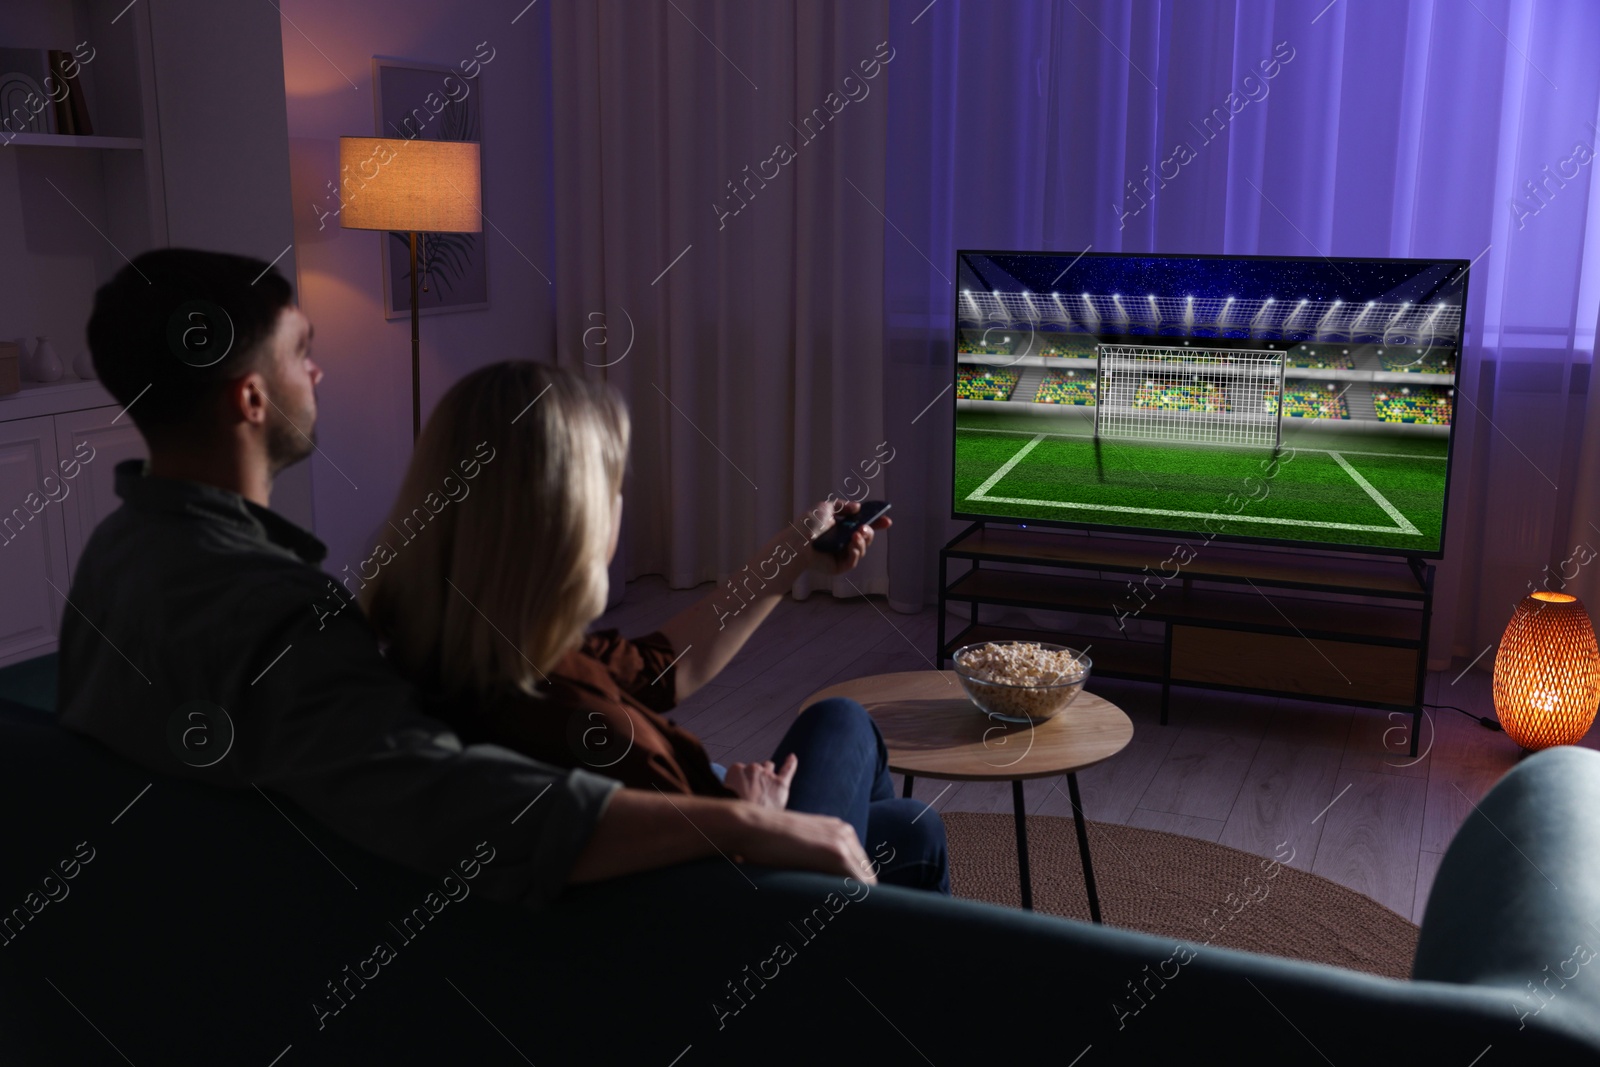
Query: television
952 250 1467 558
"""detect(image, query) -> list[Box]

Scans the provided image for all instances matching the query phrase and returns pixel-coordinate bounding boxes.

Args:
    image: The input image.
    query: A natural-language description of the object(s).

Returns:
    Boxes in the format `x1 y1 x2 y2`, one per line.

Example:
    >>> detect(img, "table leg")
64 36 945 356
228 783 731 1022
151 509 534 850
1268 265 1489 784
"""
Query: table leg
901 774 915 800
1067 772 1102 924
1012 779 1033 911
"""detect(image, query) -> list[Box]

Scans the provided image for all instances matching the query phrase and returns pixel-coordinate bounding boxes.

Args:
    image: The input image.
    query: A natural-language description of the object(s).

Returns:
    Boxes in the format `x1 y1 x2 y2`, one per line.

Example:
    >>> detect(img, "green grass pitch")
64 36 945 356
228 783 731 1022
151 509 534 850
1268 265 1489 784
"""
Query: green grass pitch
954 410 1449 552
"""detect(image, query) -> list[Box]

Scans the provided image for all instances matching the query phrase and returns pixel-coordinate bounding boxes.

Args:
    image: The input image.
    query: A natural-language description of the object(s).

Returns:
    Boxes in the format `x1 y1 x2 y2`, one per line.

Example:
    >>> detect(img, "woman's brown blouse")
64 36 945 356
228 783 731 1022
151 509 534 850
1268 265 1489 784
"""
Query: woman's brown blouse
433 629 736 799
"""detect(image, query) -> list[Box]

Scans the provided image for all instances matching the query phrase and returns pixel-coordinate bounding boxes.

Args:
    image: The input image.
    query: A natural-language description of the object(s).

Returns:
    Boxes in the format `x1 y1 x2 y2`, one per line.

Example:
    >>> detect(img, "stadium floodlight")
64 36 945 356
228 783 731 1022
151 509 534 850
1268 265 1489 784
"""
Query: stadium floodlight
1094 343 1285 451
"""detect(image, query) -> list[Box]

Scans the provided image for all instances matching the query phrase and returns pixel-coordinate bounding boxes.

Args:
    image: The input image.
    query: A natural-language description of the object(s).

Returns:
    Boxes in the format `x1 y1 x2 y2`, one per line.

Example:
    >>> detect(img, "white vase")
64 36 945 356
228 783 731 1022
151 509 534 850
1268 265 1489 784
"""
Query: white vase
73 349 95 379
14 337 32 382
31 336 62 383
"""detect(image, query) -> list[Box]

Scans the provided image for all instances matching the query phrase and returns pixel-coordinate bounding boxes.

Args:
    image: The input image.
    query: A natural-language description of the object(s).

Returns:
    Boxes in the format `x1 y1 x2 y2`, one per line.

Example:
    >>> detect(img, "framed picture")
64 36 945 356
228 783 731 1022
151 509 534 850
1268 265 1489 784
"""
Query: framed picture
372 56 489 319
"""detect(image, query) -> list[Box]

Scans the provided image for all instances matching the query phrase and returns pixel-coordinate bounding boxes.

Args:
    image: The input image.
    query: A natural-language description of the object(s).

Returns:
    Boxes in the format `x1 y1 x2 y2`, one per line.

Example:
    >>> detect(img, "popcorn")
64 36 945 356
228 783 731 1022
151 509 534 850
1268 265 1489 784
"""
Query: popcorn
953 642 1089 721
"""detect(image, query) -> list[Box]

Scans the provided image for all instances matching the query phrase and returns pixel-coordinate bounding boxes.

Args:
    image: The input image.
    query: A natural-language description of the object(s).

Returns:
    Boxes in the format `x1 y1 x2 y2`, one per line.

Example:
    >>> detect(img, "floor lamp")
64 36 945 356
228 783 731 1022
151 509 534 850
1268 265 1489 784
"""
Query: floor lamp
338 137 482 441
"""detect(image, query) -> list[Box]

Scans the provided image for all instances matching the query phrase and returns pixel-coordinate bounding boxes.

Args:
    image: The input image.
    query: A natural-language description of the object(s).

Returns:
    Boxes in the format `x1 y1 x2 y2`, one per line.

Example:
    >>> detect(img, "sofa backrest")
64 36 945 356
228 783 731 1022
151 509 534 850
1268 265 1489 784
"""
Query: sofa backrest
5 699 1599 1064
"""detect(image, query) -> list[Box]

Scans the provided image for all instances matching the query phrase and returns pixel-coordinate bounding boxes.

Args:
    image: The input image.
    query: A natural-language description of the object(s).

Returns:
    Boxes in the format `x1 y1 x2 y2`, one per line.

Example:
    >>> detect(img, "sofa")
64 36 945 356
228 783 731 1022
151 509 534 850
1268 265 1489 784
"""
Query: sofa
2 691 1599 1064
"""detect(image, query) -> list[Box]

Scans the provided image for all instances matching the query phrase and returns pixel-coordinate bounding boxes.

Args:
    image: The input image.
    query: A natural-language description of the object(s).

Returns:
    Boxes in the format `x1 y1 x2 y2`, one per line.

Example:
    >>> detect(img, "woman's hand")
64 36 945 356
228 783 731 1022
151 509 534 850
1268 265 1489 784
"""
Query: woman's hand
723 752 799 810
802 499 893 577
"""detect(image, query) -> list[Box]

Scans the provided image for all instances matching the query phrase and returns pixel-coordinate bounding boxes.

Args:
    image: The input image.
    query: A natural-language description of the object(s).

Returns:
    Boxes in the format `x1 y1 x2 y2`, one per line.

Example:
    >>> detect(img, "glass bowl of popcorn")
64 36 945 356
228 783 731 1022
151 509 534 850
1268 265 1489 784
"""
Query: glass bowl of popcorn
950 641 1092 723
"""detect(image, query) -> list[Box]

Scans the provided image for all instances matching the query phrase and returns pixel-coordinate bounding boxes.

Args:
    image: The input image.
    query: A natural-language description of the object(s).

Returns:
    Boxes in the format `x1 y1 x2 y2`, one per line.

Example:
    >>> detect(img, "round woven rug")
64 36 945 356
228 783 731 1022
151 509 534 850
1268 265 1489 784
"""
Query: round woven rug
944 812 1418 979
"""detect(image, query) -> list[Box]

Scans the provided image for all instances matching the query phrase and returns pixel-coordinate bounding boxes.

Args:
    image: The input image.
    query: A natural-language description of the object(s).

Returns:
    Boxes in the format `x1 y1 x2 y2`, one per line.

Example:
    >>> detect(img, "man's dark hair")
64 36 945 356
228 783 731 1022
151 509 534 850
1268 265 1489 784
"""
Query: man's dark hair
87 248 295 443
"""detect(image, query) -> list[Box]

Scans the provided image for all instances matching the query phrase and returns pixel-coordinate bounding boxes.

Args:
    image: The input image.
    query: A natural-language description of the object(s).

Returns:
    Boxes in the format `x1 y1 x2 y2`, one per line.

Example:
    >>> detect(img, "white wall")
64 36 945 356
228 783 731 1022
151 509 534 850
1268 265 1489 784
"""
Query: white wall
277 0 557 575
148 0 313 528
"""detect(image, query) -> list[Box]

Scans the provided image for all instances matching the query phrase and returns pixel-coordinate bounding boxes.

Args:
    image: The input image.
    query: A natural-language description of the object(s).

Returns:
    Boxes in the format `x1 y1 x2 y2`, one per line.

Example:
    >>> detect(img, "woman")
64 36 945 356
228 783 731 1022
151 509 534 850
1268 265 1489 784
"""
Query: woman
361 361 948 893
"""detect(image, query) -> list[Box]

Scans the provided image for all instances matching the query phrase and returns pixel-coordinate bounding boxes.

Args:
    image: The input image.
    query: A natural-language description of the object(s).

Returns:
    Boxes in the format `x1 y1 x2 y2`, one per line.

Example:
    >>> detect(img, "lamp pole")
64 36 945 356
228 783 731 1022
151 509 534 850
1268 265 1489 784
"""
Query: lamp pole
409 230 421 442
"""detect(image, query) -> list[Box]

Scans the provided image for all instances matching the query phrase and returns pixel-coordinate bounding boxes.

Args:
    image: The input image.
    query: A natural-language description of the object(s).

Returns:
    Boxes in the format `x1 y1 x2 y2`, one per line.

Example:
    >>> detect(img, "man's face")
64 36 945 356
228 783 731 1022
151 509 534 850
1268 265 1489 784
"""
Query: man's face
261 306 322 472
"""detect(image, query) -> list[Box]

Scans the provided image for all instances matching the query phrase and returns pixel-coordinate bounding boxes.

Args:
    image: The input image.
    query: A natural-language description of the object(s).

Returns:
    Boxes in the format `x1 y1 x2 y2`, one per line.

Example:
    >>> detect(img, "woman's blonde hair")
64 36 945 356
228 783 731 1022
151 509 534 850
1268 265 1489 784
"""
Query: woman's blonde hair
360 361 629 699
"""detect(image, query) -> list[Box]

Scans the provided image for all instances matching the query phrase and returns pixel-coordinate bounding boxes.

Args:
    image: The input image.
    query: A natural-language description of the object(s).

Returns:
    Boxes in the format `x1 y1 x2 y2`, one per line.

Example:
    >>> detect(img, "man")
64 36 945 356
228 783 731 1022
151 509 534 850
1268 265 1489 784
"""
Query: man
57 247 876 907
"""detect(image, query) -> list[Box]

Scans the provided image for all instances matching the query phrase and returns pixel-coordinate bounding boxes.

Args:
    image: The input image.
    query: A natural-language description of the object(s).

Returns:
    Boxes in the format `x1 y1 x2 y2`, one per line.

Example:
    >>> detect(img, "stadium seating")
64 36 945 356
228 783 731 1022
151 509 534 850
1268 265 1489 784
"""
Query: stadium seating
1038 338 1099 358
1266 383 1350 419
1035 370 1096 405
957 365 1020 401
1132 378 1229 413
1289 346 1354 370
1375 386 1453 424
956 335 1015 355
1381 350 1457 373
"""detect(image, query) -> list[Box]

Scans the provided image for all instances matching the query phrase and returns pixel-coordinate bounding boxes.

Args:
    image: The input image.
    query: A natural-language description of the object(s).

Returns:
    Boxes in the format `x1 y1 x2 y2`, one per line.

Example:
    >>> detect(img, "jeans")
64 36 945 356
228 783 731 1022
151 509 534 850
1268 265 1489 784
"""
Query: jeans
711 697 950 894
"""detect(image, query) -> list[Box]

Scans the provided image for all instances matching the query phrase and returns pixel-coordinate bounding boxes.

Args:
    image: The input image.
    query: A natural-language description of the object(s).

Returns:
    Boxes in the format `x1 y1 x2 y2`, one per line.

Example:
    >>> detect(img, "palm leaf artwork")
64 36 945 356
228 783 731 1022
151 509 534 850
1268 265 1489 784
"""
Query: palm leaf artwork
388 87 480 305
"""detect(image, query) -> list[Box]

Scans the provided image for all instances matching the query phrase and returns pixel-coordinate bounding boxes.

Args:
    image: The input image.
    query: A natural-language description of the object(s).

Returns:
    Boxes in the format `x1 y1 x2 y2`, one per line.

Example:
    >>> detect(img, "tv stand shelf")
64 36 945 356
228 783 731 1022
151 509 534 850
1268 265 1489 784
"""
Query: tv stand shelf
936 524 1434 755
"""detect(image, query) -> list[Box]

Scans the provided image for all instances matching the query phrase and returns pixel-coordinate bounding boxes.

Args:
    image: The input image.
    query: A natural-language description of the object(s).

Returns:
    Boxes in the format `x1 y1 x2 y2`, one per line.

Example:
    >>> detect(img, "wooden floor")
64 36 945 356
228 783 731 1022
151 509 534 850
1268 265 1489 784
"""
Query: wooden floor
596 576 1598 925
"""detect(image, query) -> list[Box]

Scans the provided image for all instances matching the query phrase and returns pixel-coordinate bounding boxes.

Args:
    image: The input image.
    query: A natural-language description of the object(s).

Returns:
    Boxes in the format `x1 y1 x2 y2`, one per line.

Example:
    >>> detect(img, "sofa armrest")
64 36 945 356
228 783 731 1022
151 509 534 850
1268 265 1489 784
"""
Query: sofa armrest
1414 745 1600 1046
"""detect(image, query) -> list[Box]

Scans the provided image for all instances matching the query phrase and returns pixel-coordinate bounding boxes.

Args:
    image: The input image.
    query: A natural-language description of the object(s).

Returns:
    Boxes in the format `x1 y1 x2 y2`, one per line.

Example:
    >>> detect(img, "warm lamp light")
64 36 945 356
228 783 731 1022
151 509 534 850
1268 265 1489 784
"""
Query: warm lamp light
338 136 482 440
1492 591 1600 750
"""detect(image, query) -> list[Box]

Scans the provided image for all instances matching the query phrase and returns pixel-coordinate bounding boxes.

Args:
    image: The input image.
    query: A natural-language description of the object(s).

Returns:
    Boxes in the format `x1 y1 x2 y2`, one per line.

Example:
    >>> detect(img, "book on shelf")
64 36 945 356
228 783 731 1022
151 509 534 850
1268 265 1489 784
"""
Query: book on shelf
48 49 92 136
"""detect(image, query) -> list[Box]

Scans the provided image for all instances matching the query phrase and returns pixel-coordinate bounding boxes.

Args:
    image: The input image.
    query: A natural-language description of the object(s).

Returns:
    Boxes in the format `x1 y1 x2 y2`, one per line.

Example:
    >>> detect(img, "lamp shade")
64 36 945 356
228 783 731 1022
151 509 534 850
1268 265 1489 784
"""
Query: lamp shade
337 137 482 233
1492 591 1600 750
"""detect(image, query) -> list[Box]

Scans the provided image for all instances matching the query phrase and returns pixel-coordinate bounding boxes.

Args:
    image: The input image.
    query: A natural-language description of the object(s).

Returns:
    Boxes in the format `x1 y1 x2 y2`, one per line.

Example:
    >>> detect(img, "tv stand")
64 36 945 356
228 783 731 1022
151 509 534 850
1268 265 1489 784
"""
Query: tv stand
936 524 1434 756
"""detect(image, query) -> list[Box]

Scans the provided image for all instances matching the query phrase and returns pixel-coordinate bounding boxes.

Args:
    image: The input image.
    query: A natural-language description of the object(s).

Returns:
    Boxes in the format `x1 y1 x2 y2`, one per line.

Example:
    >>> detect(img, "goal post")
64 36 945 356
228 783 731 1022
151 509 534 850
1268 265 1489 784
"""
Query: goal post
1093 344 1285 450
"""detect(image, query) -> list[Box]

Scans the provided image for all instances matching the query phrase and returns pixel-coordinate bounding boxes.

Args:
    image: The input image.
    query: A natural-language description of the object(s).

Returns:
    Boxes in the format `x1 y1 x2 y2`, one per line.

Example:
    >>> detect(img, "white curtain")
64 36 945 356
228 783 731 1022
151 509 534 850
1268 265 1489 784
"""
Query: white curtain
546 1 893 606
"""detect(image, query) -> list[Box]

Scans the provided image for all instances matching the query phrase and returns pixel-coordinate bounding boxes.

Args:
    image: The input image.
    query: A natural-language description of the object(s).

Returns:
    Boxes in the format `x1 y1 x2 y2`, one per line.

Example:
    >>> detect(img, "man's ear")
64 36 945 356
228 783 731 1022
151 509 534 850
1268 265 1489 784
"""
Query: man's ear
224 371 272 429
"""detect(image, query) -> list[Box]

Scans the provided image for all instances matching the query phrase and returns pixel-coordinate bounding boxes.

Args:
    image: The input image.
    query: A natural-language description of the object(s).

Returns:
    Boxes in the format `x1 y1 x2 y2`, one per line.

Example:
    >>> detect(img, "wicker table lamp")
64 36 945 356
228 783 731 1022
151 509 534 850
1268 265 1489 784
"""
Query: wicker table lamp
1492 591 1600 750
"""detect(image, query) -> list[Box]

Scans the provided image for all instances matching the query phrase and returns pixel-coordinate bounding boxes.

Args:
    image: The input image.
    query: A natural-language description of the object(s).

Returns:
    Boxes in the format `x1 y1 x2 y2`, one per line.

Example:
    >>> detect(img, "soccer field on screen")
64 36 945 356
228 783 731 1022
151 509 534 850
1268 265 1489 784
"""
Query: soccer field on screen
954 410 1449 552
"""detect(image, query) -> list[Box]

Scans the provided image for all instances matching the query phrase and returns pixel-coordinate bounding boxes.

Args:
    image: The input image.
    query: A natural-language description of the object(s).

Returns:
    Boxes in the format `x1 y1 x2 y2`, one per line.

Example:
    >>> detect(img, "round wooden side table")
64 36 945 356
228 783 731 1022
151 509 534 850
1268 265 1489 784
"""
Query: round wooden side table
804 670 1134 920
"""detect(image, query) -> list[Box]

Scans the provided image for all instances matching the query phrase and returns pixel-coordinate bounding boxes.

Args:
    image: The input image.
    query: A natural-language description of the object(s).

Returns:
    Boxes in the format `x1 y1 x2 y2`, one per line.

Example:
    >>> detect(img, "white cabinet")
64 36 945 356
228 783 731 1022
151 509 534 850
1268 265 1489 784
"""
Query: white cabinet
0 415 74 666
0 382 144 667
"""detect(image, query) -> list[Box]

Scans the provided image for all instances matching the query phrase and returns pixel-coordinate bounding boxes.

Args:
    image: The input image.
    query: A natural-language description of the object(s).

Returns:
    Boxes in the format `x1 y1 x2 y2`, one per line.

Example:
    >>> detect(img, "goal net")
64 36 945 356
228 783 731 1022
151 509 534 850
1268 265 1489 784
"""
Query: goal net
1093 344 1285 449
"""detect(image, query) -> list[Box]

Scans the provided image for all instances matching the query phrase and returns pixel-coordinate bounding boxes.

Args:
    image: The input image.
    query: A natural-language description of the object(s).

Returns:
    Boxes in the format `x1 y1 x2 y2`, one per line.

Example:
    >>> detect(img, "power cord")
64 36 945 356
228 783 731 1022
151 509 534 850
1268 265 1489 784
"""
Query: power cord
1426 703 1503 732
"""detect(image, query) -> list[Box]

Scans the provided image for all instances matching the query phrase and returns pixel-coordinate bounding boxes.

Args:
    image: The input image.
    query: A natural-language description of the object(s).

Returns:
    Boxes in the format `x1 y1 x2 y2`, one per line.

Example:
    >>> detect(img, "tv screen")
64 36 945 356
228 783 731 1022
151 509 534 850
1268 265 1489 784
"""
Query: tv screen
953 251 1466 557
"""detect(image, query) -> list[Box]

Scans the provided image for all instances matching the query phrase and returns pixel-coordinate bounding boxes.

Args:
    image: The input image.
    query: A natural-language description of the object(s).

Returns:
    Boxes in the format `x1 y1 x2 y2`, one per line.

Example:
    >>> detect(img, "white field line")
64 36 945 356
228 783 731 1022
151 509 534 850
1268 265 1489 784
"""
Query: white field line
965 433 1422 535
970 433 1046 497
1327 451 1421 534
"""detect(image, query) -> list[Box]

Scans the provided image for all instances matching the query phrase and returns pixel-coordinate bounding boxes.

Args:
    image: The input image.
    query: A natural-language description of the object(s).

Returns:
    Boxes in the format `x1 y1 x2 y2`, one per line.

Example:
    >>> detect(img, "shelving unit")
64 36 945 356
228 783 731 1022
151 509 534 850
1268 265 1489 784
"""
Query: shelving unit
0 0 165 669
2 132 142 149
1 0 169 352
937 524 1433 755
